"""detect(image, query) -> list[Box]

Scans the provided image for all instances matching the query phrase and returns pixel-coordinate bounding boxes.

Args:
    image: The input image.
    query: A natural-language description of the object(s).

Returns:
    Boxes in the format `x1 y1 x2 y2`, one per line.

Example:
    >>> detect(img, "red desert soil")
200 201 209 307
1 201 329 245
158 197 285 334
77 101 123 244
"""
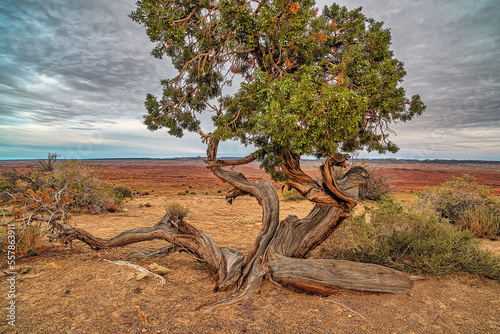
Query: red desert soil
1 159 499 333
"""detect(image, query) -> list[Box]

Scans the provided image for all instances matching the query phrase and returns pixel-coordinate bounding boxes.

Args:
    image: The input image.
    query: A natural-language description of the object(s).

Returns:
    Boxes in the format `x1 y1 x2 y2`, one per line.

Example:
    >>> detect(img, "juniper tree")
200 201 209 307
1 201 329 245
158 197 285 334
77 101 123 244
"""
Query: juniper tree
59 0 425 310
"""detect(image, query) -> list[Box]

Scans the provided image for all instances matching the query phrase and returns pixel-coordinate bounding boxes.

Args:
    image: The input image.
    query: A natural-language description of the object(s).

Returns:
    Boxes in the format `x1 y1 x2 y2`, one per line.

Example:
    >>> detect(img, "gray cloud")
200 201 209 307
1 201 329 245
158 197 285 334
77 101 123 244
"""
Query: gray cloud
0 0 171 126
0 0 499 160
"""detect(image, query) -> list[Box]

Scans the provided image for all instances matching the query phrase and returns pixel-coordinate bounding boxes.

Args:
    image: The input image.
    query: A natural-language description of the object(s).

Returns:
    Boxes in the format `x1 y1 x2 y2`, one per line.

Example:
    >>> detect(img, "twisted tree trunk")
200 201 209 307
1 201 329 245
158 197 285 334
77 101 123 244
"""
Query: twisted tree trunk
57 140 420 311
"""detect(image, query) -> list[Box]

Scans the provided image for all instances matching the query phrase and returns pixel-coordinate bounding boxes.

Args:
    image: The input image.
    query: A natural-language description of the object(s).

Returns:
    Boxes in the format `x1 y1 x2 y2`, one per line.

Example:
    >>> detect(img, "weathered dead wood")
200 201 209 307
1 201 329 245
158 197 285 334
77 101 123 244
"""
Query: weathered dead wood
122 245 178 261
267 256 420 294
104 259 166 284
55 139 418 311
280 153 367 208
58 214 244 292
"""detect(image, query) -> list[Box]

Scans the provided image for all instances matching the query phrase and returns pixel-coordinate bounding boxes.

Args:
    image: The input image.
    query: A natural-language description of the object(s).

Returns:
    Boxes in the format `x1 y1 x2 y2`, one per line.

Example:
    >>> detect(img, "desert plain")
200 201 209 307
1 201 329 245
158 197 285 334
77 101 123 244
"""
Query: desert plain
1 158 499 333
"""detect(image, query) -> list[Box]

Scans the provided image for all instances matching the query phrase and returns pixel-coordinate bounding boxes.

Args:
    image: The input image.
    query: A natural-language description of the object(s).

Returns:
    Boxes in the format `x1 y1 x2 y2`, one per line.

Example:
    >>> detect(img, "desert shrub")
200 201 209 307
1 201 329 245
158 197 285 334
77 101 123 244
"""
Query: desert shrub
325 197 500 280
281 188 303 201
34 159 116 213
166 202 189 219
1 155 118 213
417 174 499 237
458 205 500 239
0 188 75 257
417 174 493 222
113 185 132 199
177 191 187 196
359 166 393 201
0 179 10 192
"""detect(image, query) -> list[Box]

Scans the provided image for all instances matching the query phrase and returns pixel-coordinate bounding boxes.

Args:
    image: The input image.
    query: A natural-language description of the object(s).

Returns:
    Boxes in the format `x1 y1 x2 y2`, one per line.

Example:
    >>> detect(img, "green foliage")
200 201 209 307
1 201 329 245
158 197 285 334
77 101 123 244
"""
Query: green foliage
417 174 499 237
166 202 190 219
113 185 133 199
326 197 500 279
177 191 187 196
130 0 425 180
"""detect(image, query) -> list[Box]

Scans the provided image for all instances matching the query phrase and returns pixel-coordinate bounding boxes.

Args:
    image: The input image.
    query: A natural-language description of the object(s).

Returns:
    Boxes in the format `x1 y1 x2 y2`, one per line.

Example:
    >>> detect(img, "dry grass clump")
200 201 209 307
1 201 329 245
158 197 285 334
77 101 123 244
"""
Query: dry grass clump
113 185 133 199
17 224 43 256
458 205 500 239
166 202 189 219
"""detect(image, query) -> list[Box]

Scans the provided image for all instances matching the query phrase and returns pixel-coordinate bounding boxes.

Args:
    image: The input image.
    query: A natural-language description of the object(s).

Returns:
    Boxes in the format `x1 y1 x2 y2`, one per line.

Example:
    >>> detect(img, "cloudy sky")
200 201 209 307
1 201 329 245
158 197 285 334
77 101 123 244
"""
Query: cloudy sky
0 0 499 160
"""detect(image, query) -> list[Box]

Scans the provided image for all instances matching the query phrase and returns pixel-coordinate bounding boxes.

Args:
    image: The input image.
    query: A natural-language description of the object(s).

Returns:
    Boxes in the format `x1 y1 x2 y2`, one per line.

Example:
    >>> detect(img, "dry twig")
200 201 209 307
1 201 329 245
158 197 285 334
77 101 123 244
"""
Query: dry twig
321 298 367 319
103 259 166 284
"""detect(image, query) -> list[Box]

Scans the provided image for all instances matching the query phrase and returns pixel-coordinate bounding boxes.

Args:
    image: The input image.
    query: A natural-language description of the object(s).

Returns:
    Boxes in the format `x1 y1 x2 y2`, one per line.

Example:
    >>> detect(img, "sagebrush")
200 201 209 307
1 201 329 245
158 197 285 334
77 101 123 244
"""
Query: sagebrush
165 202 189 219
417 174 499 237
324 197 500 280
0 154 129 213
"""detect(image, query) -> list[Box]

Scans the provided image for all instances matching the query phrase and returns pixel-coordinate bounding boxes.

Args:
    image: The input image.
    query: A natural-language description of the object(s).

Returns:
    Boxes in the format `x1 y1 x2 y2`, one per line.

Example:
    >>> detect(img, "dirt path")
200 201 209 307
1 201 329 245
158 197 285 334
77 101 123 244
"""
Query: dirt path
2 194 499 333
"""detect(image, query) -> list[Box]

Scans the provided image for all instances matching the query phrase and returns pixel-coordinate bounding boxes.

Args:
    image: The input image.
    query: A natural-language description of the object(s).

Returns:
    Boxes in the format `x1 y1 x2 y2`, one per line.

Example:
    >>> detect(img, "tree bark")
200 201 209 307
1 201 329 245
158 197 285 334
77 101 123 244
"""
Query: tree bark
56 140 421 311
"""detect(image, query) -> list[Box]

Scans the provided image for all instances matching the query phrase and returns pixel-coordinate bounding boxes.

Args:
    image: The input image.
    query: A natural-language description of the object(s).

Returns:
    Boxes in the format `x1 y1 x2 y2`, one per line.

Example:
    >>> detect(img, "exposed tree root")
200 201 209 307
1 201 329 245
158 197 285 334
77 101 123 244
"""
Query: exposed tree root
55 141 420 311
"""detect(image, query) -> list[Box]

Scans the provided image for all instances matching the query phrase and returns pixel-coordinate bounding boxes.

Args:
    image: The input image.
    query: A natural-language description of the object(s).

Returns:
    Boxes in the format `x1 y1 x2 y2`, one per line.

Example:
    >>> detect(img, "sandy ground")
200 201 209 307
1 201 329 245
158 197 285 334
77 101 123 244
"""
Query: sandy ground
1 193 499 334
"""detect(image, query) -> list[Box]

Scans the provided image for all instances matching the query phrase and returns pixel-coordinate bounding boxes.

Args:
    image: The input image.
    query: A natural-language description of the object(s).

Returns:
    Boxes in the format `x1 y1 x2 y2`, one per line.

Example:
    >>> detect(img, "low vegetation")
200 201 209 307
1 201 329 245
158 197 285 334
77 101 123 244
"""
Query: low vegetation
458 206 500 239
165 202 189 219
358 165 393 201
417 174 500 238
324 197 500 280
0 187 75 257
0 154 133 257
281 188 304 201
113 185 133 199
0 153 129 214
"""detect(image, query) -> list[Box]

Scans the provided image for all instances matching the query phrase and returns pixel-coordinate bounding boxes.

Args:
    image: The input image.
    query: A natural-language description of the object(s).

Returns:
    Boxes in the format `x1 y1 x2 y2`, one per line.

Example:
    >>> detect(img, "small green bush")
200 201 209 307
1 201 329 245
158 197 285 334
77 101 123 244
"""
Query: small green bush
177 191 187 196
417 174 494 222
113 185 132 198
326 197 500 280
417 174 499 237
166 203 189 219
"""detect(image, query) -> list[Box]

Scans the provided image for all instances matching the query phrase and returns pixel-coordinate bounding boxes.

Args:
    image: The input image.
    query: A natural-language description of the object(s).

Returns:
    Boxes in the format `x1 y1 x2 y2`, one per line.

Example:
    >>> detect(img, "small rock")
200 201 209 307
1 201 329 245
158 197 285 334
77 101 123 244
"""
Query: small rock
148 263 172 276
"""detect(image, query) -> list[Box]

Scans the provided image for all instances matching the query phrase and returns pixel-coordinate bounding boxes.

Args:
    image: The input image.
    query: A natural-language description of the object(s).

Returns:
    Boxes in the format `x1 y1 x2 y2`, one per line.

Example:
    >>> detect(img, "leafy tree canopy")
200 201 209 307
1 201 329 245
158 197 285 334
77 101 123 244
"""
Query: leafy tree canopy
130 0 425 180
